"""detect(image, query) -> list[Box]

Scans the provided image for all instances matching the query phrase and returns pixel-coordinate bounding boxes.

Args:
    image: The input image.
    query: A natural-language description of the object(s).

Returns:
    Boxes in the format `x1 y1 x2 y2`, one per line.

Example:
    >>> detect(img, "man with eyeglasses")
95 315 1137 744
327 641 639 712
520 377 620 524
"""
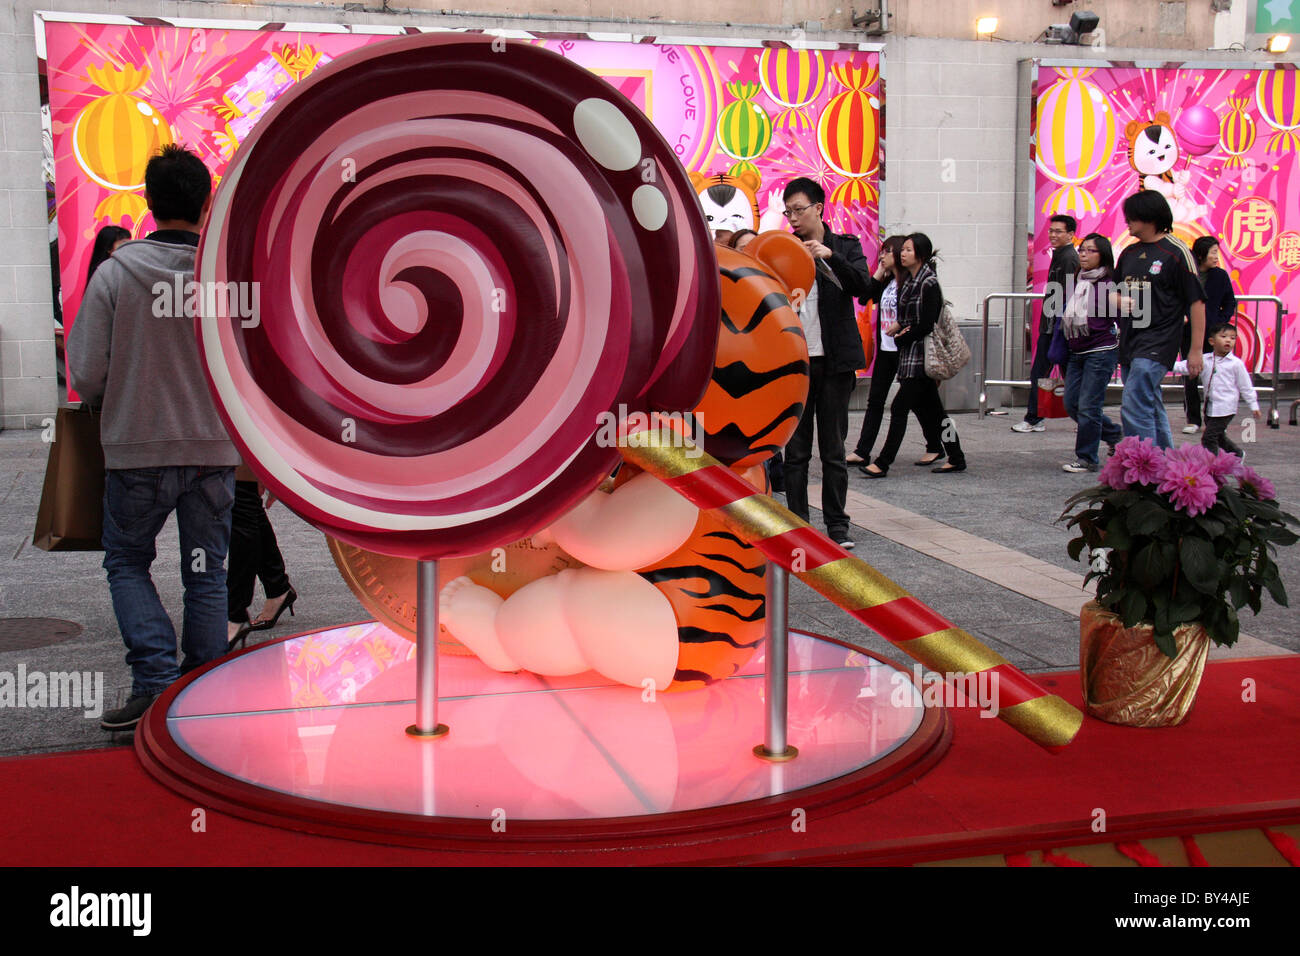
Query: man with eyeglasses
779 177 871 550
1013 214 1079 433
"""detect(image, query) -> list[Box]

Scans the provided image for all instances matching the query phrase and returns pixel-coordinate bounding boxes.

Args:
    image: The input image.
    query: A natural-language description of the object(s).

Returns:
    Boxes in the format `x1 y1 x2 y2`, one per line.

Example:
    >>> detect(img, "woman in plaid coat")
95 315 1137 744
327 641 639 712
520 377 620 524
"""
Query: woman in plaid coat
859 233 968 477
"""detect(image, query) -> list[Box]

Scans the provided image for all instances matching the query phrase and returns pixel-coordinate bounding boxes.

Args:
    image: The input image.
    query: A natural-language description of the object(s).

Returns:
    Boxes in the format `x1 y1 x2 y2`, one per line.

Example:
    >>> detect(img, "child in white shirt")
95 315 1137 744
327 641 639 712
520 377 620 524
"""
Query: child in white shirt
1172 323 1260 456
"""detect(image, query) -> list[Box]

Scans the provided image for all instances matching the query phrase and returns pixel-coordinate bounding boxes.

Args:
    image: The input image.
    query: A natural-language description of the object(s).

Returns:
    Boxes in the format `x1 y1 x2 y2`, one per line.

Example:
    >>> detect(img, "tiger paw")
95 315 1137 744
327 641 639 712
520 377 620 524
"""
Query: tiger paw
439 576 519 673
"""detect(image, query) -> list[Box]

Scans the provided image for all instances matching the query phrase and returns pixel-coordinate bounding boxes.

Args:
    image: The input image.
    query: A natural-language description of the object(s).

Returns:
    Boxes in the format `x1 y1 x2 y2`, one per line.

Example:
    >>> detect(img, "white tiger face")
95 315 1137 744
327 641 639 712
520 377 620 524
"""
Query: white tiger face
1132 124 1178 176
698 185 756 233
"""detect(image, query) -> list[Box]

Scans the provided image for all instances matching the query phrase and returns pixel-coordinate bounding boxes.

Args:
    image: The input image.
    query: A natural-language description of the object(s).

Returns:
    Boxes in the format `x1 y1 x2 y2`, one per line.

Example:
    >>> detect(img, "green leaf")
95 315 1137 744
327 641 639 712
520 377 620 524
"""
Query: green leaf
1119 590 1147 627
1199 516 1226 538
1152 624 1178 659
1221 605 1241 645
1262 526 1299 546
1067 537 1087 562
1221 487 1245 521
1131 542 1167 590
1104 517 1131 551
1169 596 1202 625
1265 575 1289 608
1179 537 1219 594
1127 499 1170 536
1229 577 1249 610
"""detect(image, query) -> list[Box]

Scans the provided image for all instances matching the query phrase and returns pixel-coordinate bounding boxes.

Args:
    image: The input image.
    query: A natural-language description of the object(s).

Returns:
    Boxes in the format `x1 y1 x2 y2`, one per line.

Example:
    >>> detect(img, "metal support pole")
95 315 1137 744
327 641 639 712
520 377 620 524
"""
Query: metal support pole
406 559 449 739
1233 295 1287 429
979 292 1044 417
754 562 796 762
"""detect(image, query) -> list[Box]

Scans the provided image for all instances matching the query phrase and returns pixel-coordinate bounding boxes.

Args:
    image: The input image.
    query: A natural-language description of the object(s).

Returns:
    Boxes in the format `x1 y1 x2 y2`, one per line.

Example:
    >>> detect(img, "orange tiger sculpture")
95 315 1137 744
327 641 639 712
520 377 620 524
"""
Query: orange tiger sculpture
439 233 811 691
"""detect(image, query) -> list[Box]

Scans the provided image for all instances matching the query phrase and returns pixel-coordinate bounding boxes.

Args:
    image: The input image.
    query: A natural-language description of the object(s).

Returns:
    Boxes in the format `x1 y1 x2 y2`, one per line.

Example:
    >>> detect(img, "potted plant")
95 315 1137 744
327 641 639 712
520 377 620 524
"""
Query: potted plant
1060 436 1298 727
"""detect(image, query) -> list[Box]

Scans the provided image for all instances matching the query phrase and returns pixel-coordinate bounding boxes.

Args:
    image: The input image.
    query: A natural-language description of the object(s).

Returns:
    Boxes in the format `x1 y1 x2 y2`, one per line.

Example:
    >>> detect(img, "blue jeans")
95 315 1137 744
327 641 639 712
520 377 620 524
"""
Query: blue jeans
102 466 235 697
1120 358 1174 449
1064 349 1123 464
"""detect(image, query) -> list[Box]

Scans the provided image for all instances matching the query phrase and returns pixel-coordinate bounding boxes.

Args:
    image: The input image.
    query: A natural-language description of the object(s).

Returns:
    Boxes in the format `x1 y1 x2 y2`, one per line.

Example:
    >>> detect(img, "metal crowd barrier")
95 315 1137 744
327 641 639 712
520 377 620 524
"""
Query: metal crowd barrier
977 292 1288 428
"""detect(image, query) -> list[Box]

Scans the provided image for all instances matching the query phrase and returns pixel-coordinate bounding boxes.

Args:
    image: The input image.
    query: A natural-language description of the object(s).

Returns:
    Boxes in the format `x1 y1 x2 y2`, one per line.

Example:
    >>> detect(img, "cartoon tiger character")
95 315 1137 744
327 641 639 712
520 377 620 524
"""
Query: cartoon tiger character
690 170 762 234
1125 111 1208 223
437 233 813 691
1126 112 1178 193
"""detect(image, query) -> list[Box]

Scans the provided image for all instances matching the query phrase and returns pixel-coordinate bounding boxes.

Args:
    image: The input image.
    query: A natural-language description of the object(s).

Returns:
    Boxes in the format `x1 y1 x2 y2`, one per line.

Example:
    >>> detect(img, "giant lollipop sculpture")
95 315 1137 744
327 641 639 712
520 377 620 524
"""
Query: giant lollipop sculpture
196 33 722 736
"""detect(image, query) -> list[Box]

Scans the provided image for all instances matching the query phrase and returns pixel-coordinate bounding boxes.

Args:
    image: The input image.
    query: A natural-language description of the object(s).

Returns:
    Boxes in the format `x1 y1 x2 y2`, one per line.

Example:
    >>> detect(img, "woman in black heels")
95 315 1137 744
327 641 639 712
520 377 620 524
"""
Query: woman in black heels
847 235 946 470
859 233 967 478
227 464 297 650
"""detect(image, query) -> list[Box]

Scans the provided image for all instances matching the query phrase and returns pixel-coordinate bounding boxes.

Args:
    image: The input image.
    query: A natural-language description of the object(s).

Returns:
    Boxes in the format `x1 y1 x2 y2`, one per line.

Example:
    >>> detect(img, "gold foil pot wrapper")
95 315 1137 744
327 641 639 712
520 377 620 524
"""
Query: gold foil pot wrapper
1080 601 1210 728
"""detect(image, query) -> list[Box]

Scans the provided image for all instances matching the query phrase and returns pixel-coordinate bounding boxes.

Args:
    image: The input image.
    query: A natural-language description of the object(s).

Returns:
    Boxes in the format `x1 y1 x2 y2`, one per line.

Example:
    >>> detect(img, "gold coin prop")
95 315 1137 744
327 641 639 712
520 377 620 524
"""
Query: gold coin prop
327 536 582 652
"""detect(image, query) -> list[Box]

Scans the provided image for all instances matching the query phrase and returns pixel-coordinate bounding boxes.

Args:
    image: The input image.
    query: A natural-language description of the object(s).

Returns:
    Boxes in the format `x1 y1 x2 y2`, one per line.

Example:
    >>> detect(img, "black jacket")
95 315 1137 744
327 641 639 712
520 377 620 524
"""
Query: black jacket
1043 242 1080 332
807 222 871 373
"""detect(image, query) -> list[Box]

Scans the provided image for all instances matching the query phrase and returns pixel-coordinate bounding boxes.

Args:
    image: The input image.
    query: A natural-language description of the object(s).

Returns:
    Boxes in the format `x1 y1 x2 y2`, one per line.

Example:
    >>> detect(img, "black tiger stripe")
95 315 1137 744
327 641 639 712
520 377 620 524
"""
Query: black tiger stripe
672 668 718 684
639 565 763 603
676 626 764 649
719 266 776 283
694 549 765 575
704 401 805 447
699 601 765 622
711 359 810 399
702 530 749 547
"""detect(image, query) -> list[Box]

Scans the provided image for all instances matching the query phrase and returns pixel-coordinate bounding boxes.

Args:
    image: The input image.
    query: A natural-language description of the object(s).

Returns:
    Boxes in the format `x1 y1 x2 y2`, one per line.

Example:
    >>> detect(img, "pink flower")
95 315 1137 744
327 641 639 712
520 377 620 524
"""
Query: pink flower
1120 437 1166 486
1098 453 1130 490
1206 451 1243 486
1157 459 1218 516
1238 466 1277 501
1167 443 1215 472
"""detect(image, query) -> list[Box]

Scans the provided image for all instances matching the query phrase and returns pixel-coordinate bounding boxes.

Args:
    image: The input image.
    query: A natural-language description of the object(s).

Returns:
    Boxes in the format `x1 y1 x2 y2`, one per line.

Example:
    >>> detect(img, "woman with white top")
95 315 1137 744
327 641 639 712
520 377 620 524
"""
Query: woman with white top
847 235 944 467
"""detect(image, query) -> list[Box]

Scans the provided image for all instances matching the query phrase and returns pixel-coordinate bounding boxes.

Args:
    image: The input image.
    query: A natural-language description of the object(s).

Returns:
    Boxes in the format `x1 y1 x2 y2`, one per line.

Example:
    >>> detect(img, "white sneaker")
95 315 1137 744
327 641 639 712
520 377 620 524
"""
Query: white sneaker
1182 424 1200 434
1063 460 1098 473
1012 421 1045 433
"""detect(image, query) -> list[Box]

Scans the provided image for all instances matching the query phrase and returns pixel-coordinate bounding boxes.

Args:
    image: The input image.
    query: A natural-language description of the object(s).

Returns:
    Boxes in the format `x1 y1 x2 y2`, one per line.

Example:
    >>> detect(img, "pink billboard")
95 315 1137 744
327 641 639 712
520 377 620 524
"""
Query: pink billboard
37 15 884 394
1031 61 1300 374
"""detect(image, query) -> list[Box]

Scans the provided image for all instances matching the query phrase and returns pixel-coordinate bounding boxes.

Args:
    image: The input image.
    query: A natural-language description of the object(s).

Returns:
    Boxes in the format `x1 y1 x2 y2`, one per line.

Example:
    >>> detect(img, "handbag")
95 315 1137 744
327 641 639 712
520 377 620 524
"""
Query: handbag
1046 321 1070 373
924 301 972 381
32 405 106 551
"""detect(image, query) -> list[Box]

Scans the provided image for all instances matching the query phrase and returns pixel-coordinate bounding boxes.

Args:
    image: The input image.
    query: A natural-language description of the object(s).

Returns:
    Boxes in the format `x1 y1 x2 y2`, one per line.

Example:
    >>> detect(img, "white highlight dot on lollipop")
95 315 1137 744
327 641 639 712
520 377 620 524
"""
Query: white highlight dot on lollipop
573 98 640 171
632 185 667 231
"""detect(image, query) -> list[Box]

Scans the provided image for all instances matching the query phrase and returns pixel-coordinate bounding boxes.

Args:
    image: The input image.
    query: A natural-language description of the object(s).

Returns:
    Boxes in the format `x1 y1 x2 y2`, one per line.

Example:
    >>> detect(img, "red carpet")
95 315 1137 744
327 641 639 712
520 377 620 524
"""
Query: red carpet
3 656 1298 866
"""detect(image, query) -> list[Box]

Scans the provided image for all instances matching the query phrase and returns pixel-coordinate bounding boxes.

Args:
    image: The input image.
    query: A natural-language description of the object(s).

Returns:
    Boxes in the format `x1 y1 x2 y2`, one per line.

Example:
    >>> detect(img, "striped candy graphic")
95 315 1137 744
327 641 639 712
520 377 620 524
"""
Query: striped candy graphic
1036 67 1116 215
1255 68 1300 153
197 33 720 560
816 62 880 207
758 48 827 134
1220 95 1257 168
620 421 1084 752
716 82 773 164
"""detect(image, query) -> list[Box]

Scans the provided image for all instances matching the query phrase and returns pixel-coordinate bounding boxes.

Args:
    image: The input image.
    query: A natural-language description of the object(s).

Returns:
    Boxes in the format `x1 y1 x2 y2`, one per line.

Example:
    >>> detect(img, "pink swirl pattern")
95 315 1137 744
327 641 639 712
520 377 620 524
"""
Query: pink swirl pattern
197 34 720 559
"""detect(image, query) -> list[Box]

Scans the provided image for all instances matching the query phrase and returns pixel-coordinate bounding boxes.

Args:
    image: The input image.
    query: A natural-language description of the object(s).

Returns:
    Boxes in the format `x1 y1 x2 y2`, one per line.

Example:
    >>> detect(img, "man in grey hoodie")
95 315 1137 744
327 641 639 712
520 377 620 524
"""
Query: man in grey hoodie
68 145 240 731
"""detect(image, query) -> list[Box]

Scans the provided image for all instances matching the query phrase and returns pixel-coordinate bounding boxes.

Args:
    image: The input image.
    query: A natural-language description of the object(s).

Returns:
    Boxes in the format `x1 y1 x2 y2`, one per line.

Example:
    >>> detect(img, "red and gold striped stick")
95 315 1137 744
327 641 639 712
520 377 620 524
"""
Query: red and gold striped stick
619 421 1083 752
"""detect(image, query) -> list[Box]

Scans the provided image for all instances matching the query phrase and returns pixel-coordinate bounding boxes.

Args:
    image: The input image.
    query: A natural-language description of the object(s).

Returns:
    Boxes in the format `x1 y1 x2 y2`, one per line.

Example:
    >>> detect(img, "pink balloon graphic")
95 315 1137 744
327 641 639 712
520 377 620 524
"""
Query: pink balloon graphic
196 33 721 560
1174 105 1220 157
